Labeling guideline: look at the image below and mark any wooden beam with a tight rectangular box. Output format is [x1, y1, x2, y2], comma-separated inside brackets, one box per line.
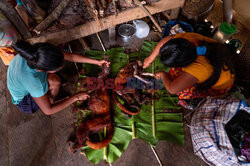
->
[33, 0, 71, 34]
[0, 2, 31, 39]
[27, 0, 184, 45]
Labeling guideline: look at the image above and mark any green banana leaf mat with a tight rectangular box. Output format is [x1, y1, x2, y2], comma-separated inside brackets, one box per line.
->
[78, 41, 184, 164]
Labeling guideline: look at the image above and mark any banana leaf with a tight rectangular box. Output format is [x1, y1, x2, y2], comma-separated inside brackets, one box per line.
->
[77, 41, 184, 164]
[106, 47, 129, 77]
[81, 50, 104, 76]
[82, 126, 132, 164]
[139, 41, 170, 73]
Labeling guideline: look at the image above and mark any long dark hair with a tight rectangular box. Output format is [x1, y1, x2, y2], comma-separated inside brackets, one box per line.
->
[160, 38, 197, 67]
[197, 42, 234, 90]
[160, 38, 234, 90]
[13, 40, 64, 71]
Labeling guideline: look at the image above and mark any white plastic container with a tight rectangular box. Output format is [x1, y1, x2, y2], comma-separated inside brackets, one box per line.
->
[133, 20, 150, 38]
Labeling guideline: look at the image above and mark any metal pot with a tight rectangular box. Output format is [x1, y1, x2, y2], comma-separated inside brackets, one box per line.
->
[118, 24, 136, 42]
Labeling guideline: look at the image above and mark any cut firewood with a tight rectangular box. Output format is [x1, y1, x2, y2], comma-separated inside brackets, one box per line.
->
[21, 0, 46, 23]
[96, 0, 105, 17]
[112, 0, 118, 15]
[100, 0, 107, 8]
[33, 0, 71, 34]
[88, 0, 96, 9]
[82, 0, 103, 28]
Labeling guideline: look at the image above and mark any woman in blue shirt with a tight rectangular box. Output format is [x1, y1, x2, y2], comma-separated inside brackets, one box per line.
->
[7, 40, 109, 115]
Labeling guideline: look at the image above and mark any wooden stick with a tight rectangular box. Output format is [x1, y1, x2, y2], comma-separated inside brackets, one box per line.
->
[152, 60, 156, 138]
[150, 145, 163, 166]
[96, 32, 106, 52]
[134, 0, 162, 33]
[78, 38, 90, 50]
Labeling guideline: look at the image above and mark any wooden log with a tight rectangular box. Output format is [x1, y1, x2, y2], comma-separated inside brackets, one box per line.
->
[15, 5, 30, 28]
[33, 0, 71, 34]
[21, 0, 46, 23]
[0, 2, 31, 39]
[27, 0, 185, 45]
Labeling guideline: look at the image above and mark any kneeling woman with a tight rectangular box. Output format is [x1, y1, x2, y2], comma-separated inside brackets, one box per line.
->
[143, 33, 235, 107]
[7, 41, 109, 115]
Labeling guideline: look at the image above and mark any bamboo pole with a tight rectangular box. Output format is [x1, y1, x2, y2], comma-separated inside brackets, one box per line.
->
[96, 32, 109, 162]
[152, 61, 156, 138]
[68, 44, 80, 76]
[96, 32, 106, 52]
[104, 127, 108, 160]
[150, 145, 163, 166]
[132, 122, 136, 139]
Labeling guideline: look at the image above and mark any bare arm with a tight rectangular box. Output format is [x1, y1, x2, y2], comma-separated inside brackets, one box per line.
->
[33, 92, 89, 115]
[143, 35, 174, 69]
[64, 52, 109, 66]
[155, 71, 198, 94]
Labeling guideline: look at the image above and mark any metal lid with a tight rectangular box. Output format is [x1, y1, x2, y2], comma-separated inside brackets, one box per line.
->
[118, 24, 136, 38]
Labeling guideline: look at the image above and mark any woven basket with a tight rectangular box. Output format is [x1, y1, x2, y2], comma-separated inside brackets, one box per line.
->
[182, 0, 215, 21]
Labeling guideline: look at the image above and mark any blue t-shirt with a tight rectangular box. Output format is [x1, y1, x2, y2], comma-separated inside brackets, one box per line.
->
[7, 54, 48, 104]
[16, 0, 23, 5]
[16, 0, 40, 5]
